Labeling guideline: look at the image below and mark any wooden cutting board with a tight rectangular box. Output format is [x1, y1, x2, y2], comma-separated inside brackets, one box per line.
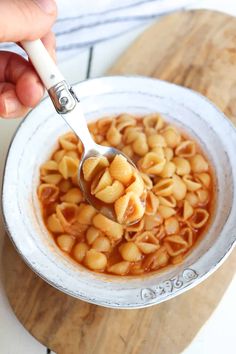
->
[2, 10, 236, 354]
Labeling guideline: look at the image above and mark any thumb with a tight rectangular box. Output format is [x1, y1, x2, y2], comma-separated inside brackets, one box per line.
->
[0, 0, 57, 42]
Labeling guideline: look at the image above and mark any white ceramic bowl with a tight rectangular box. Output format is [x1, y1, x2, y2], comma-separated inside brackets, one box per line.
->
[2, 76, 236, 309]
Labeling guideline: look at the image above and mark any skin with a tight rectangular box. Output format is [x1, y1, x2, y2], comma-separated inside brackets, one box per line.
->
[0, 0, 57, 118]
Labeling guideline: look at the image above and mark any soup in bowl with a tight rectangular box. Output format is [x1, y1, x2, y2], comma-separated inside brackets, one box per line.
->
[2, 76, 236, 308]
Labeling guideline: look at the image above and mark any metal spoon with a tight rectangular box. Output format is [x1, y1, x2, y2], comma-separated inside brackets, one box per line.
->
[22, 39, 146, 224]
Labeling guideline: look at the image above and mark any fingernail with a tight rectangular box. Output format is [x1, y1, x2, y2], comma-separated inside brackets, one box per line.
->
[4, 95, 22, 115]
[33, 0, 56, 14]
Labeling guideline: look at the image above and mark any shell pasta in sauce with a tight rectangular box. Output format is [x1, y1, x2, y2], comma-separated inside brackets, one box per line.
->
[38, 113, 214, 276]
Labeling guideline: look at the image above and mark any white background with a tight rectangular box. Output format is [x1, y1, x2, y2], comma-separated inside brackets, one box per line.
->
[0, 1, 236, 353]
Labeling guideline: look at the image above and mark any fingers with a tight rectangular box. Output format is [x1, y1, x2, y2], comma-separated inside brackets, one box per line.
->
[16, 70, 44, 108]
[0, 52, 44, 118]
[0, 84, 29, 118]
[41, 31, 57, 62]
[0, 31, 57, 119]
[0, 0, 57, 42]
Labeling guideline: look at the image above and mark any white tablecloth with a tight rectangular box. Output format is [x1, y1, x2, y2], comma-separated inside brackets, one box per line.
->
[0, 0, 195, 60]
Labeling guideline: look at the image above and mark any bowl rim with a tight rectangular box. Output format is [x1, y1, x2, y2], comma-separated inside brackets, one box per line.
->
[2, 75, 236, 309]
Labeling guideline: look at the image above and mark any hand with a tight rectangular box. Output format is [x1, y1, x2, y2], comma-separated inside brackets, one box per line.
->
[0, 0, 57, 119]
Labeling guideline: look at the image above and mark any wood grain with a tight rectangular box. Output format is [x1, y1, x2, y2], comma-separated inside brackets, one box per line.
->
[2, 10, 236, 354]
[108, 10, 236, 126]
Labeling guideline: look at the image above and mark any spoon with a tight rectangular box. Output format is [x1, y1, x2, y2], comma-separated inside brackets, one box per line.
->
[22, 39, 146, 225]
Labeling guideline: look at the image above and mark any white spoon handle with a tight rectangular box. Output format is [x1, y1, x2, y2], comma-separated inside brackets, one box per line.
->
[22, 39, 64, 89]
[21, 39, 95, 149]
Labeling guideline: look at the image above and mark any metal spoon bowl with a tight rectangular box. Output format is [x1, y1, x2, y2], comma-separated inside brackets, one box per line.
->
[22, 39, 146, 225]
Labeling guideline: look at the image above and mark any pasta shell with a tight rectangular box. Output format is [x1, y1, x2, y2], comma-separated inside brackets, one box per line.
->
[171, 255, 184, 265]
[154, 225, 166, 240]
[180, 227, 193, 247]
[147, 134, 167, 148]
[109, 154, 133, 185]
[106, 123, 122, 146]
[164, 235, 188, 256]
[57, 234, 75, 252]
[137, 242, 159, 254]
[152, 178, 174, 197]
[140, 173, 153, 190]
[123, 126, 142, 144]
[77, 203, 97, 225]
[59, 132, 78, 150]
[129, 262, 145, 275]
[53, 149, 65, 163]
[142, 246, 169, 270]
[164, 234, 188, 245]
[189, 154, 209, 173]
[196, 189, 210, 205]
[82, 155, 109, 181]
[116, 114, 136, 131]
[77, 140, 84, 156]
[159, 205, 176, 219]
[64, 151, 78, 160]
[119, 242, 142, 261]
[183, 200, 194, 220]
[73, 242, 89, 262]
[40, 160, 58, 176]
[59, 179, 72, 193]
[143, 113, 164, 131]
[114, 192, 145, 225]
[95, 180, 125, 203]
[60, 188, 83, 204]
[144, 213, 163, 230]
[101, 140, 110, 147]
[158, 195, 177, 208]
[135, 231, 159, 245]
[47, 213, 64, 233]
[164, 147, 174, 161]
[58, 156, 79, 179]
[41, 174, 62, 185]
[128, 262, 145, 275]
[88, 121, 98, 135]
[151, 146, 165, 159]
[185, 192, 199, 207]
[94, 134, 103, 144]
[195, 172, 211, 188]
[126, 219, 144, 233]
[159, 161, 176, 178]
[164, 217, 179, 235]
[121, 145, 134, 159]
[172, 157, 191, 176]
[108, 261, 130, 275]
[56, 202, 80, 227]
[86, 226, 101, 245]
[38, 183, 59, 204]
[97, 117, 112, 135]
[91, 168, 112, 195]
[183, 174, 202, 192]
[64, 221, 88, 238]
[145, 191, 160, 215]
[190, 208, 209, 228]
[92, 236, 111, 252]
[139, 152, 166, 175]
[84, 249, 107, 270]
[175, 140, 196, 157]
[126, 171, 145, 197]
[132, 134, 149, 156]
[172, 174, 187, 200]
[92, 213, 123, 241]
[162, 127, 181, 148]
